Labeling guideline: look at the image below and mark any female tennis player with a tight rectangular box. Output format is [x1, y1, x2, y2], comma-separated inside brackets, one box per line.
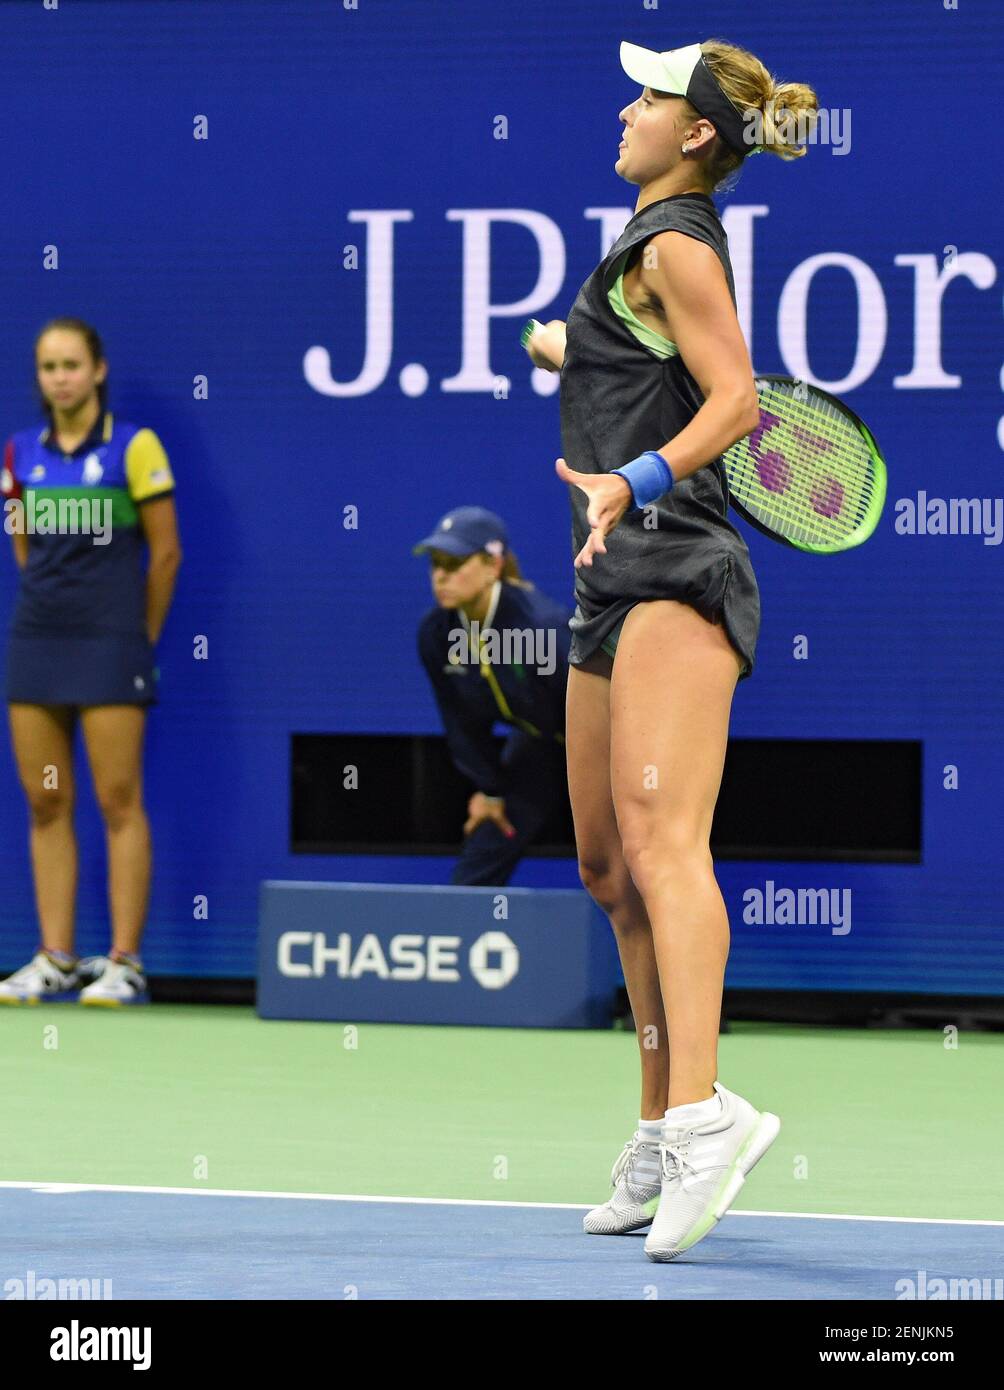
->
[0, 318, 181, 1007]
[526, 39, 818, 1260]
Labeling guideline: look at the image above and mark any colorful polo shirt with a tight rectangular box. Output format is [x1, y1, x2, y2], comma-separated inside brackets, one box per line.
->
[1, 410, 174, 637]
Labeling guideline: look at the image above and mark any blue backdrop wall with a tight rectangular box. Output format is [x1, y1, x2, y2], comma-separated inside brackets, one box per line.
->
[0, 0, 1000, 992]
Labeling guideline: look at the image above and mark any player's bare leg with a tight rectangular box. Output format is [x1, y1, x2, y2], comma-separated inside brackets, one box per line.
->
[610, 599, 778, 1259]
[567, 656, 668, 1112]
[566, 655, 668, 1233]
[610, 599, 737, 1105]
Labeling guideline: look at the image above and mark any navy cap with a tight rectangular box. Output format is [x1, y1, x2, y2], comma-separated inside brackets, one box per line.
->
[412, 506, 509, 559]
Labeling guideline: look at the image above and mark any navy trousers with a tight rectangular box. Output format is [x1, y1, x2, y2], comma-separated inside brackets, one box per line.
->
[450, 737, 567, 887]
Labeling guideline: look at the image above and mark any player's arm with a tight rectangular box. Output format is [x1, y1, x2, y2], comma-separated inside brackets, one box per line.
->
[642, 232, 760, 480]
[127, 429, 182, 644]
[555, 235, 761, 566]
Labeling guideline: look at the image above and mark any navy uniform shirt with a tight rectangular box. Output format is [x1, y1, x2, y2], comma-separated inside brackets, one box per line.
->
[418, 579, 571, 797]
[2, 409, 175, 637]
[559, 192, 760, 677]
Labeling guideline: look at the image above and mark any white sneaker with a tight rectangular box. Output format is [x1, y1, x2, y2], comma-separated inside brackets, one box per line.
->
[0, 951, 81, 1005]
[79, 959, 150, 1007]
[583, 1133, 662, 1234]
[644, 1082, 780, 1262]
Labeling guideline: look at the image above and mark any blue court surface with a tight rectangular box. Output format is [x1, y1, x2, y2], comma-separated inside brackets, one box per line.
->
[3, 1184, 1002, 1300]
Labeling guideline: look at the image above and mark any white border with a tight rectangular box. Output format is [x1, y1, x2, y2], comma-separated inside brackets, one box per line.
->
[1, 1181, 1001, 1226]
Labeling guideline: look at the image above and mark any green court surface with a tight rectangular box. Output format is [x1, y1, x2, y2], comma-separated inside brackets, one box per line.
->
[1, 1006, 1001, 1221]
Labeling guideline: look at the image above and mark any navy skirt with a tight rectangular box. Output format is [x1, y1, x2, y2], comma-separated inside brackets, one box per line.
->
[5, 632, 158, 707]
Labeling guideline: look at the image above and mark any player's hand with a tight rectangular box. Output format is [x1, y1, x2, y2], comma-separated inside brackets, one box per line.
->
[464, 792, 516, 839]
[555, 458, 633, 568]
[523, 319, 567, 372]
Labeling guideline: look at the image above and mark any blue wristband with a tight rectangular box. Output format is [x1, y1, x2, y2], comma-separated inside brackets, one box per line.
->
[610, 451, 674, 509]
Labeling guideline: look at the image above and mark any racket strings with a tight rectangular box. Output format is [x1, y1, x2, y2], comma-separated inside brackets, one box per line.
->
[724, 384, 881, 547]
[744, 392, 873, 525]
[738, 390, 875, 531]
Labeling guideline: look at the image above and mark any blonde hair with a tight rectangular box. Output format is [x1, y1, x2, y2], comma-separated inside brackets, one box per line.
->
[501, 548, 534, 589]
[673, 39, 820, 194]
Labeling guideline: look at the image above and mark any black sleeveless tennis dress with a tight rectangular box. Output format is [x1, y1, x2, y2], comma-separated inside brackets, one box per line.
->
[560, 192, 759, 678]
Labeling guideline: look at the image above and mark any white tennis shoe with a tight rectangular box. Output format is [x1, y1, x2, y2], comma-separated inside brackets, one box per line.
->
[79, 958, 150, 1007]
[583, 1132, 662, 1234]
[644, 1082, 780, 1261]
[0, 951, 81, 1004]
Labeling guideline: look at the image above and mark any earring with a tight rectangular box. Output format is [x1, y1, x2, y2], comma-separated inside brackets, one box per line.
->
[682, 144, 694, 154]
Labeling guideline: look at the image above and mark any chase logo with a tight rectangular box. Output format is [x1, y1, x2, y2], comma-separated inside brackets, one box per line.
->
[277, 929, 520, 990]
[467, 931, 519, 989]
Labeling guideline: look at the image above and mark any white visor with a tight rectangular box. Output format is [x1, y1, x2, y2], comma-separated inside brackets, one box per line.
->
[620, 40, 703, 96]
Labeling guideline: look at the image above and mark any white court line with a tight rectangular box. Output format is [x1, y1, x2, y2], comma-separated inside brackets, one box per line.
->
[1, 1181, 1002, 1227]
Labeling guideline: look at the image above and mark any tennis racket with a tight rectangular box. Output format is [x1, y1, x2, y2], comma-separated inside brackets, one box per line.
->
[721, 375, 886, 553]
